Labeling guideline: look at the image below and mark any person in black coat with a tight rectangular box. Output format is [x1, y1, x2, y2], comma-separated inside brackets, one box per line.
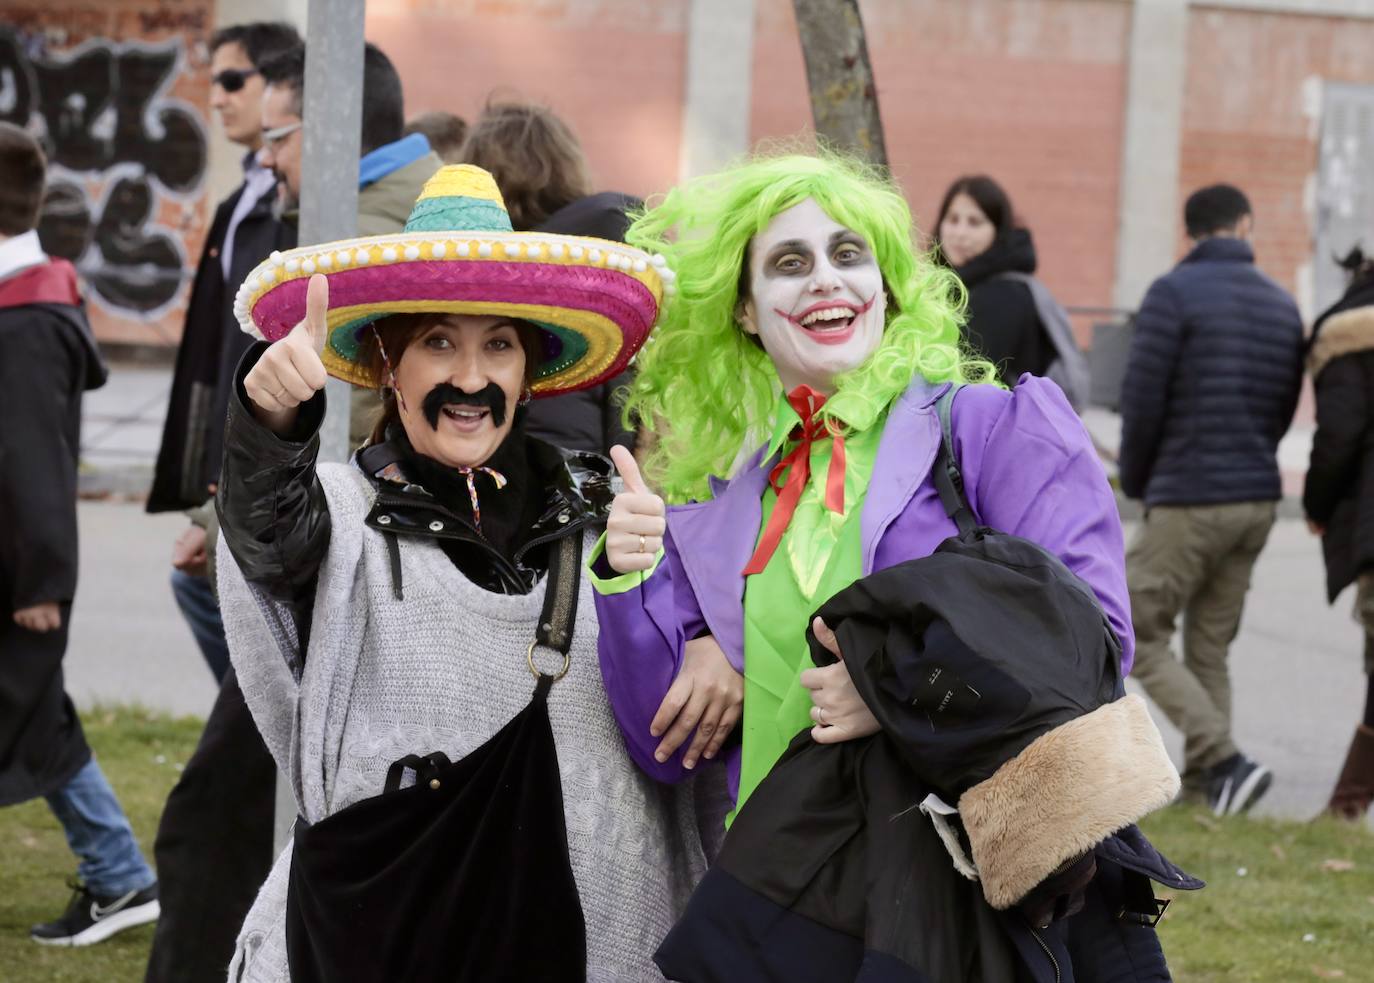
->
[141, 22, 297, 983]
[0, 122, 161, 946]
[148, 23, 299, 692]
[1119, 184, 1304, 815]
[935, 175, 1054, 387]
[147, 24, 299, 691]
[1303, 247, 1374, 820]
[148, 22, 300, 518]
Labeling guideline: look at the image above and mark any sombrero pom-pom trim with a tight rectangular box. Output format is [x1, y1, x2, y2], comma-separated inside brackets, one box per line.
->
[234, 232, 673, 395]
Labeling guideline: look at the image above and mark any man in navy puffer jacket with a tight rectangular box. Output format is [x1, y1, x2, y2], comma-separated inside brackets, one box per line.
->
[1119, 184, 1303, 817]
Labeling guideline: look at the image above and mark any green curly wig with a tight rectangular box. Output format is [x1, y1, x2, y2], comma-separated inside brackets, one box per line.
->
[624, 150, 995, 503]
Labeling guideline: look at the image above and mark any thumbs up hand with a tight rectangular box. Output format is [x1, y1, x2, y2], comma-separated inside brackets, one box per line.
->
[606, 444, 666, 573]
[244, 273, 331, 435]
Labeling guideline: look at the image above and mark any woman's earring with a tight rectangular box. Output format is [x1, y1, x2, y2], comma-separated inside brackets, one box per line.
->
[518, 388, 533, 407]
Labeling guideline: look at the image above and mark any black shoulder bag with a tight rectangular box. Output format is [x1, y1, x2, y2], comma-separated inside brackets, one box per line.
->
[284, 533, 588, 983]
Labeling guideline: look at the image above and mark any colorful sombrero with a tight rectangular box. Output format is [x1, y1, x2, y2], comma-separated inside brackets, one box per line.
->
[232, 165, 674, 395]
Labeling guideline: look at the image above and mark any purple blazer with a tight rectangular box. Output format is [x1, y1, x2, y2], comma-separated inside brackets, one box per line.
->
[593, 376, 1133, 800]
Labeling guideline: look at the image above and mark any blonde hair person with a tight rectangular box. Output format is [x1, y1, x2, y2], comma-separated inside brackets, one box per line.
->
[216, 166, 702, 982]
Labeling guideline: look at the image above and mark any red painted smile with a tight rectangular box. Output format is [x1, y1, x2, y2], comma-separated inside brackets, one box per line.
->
[774, 297, 875, 346]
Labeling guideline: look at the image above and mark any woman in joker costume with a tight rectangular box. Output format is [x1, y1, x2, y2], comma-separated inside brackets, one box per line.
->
[592, 154, 1192, 980]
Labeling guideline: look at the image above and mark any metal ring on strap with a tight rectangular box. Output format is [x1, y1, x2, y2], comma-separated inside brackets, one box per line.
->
[527, 639, 571, 681]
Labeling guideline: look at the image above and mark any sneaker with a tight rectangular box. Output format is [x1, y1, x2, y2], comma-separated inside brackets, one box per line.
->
[30, 880, 159, 946]
[1206, 754, 1272, 817]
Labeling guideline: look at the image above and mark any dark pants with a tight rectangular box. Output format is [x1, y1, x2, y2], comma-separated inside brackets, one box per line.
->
[144, 670, 276, 983]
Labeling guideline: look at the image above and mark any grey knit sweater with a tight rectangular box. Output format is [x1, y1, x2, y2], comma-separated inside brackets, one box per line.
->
[219, 462, 704, 982]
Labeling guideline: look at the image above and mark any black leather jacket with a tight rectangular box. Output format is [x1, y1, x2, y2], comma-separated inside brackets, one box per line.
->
[215, 344, 613, 604]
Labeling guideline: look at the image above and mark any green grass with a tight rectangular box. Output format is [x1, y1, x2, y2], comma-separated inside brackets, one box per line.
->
[1141, 806, 1374, 981]
[1, 706, 202, 982]
[1, 708, 1370, 982]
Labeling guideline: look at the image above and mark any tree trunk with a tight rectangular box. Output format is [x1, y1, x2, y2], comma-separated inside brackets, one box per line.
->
[790, 0, 888, 167]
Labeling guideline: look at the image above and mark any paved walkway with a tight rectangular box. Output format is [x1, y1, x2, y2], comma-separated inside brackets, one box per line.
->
[67, 504, 219, 717]
[65, 498, 1368, 822]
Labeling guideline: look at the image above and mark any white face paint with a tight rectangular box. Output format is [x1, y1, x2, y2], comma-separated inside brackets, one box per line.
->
[740, 198, 886, 395]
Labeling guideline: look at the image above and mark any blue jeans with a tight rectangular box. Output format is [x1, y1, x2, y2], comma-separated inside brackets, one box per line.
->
[45, 757, 156, 896]
[170, 569, 230, 684]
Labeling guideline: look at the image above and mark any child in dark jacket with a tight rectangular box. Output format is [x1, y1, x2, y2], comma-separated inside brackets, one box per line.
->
[0, 121, 160, 945]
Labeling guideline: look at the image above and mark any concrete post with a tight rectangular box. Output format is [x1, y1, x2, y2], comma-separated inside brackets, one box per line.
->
[1113, 0, 1189, 310]
[300, 0, 364, 465]
[678, 0, 756, 180]
[274, 0, 365, 853]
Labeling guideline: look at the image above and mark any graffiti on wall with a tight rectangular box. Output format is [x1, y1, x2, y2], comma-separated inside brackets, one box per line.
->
[0, 28, 207, 318]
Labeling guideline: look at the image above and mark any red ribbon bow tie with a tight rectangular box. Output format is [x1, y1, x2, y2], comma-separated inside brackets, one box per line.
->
[741, 385, 847, 577]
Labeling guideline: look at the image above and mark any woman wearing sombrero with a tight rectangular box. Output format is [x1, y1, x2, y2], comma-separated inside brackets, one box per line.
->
[213, 165, 706, 982]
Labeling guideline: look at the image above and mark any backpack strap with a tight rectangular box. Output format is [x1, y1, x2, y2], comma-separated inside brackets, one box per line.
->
[933, 383, 977, 537]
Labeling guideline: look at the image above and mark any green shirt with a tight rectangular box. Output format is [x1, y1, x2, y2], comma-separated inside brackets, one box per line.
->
[732, 394, 888, 820]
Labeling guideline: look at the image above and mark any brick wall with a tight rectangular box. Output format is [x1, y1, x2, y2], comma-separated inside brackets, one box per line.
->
[17, 0, 1374, 350]
[750, 0, 1132, 328]
[3, 1, 214, 345]
[1180, 5, 1374, 308]
[366, 0, 690, 201]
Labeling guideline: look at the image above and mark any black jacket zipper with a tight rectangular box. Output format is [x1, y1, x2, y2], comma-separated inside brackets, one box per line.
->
[1029, 926, 1062, 983]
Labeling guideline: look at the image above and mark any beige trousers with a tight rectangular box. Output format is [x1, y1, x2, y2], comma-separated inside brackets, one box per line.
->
[1126, 501, 1276, 778]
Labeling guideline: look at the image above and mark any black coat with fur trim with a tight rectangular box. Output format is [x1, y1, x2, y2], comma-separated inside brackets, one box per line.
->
[1304, 278, 1374, 601]
[655, 522, 1199, 983]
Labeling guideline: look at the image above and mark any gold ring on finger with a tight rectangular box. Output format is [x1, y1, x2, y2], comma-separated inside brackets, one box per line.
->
[639, 534, 647, 553]
[817, 706, 827, 726]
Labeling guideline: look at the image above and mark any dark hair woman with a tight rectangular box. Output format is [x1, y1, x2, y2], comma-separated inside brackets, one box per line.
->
[935, 175, 1055, 388]
[214, 165, 707, 982]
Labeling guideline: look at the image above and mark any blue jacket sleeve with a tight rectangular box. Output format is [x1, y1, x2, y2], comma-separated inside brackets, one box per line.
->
[1119, 279, 1185, 500]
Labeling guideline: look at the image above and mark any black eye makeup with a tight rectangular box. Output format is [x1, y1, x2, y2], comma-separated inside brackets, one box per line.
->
[764, 241, 813, 277]
[829, 230, 872, 262]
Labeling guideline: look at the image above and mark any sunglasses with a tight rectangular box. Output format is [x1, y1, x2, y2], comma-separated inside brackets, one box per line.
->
[261, 121, 303, 149]
[212, 67, 259, 93]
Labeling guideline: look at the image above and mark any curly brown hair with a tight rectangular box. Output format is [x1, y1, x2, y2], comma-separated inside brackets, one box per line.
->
[458, 101, 592, 231]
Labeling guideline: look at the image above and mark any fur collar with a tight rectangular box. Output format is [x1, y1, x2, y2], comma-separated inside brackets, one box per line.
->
[958, 694, 1179, 910]
[1309, 306, 1374, 377]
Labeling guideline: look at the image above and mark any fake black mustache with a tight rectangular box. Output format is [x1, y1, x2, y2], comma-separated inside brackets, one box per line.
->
[421, 382, 508, 429]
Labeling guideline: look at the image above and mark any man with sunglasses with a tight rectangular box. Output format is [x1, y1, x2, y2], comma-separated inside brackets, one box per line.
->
[143, 21, 300, 983]
[151, 22, 302, 518]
